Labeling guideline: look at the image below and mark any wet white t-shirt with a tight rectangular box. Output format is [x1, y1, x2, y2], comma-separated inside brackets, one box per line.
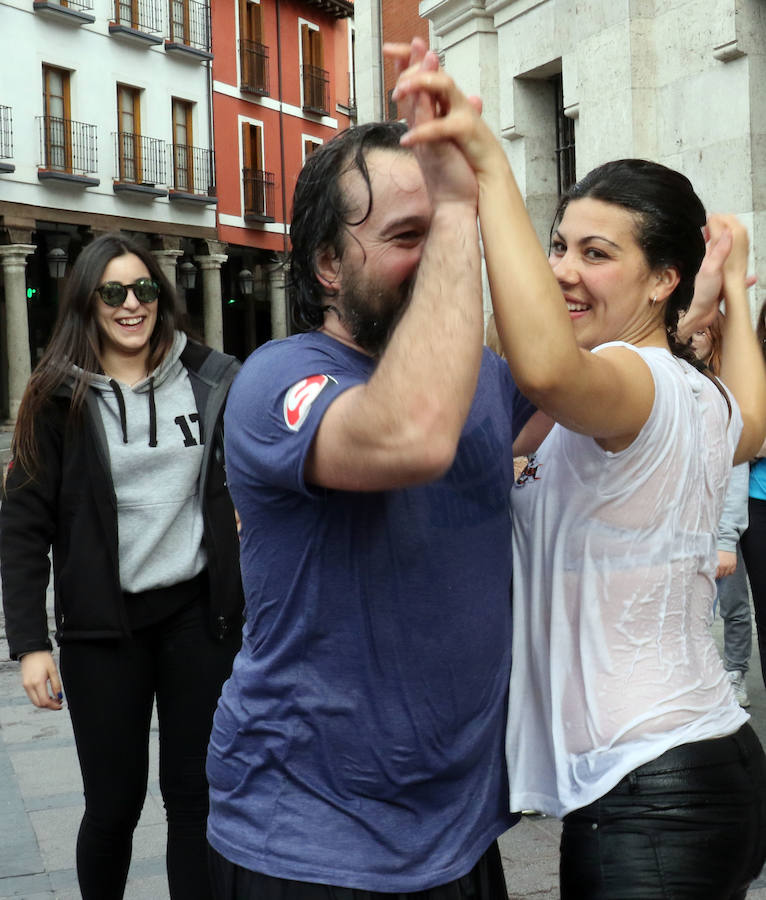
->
[507, 343, 748, 818]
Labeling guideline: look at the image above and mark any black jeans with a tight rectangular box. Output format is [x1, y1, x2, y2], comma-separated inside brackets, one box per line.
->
[559, 724, 766, 899]
[741, 496, 766, 689]
[208, 841, 508, 900]
[59, 592, 240, 900]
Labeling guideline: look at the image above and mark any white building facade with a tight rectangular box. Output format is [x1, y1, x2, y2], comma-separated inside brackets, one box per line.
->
[419, 0, 766, 320]
[0, 0, 222, 421]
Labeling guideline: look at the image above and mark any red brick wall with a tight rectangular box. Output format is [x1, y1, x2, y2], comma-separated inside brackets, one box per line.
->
[381, 0, 429, 118]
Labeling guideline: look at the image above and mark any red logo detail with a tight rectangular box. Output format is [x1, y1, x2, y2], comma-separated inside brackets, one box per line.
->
[283, 375, 330, 431]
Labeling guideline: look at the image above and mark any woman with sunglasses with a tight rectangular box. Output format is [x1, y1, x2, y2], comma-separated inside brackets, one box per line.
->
[0, 233, 244, 900]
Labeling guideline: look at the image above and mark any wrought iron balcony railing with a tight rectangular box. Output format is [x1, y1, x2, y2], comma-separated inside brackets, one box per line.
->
[37, 115, 98, 175]
[38, 0, 94, 10]
[301, 64, 330, 115]
[112, 0, 163, 34]
[113, 132, 166, 185]
[240, 39, 269, 95]
[170, 143, 215, 197]
[0, 106, 13, 159]
[348, 72, 357, 115]
[168, 0, 211, 52]
[243, 168, 275, 221]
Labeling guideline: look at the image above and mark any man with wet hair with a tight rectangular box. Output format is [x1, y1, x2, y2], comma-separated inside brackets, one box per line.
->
[206, 114, 536, 899]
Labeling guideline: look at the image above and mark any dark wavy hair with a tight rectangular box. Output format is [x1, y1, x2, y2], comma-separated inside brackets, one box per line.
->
[552, 159, 707, 368]
[288, 121, 408, 331]
[757, 300, 766, 365]
[12, 232, 185, 475]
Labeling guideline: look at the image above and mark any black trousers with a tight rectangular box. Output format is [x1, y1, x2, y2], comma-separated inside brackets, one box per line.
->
[59, 592, 240, 900]
[559, 724, 766, 899]
[208, 841, 508, 900]
[740, 496, 766, 689]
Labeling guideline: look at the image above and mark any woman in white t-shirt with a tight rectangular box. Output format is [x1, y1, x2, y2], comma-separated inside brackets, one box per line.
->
[391, 41, 766, 900]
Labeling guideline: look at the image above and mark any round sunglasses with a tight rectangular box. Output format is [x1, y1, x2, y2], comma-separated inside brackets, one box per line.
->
[96, 278, 160, 307]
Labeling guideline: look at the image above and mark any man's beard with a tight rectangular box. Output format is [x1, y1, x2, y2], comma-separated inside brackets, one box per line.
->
[336, 272, 412, 356]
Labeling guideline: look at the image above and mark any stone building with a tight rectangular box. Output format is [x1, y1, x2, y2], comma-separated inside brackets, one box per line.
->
[359, 0, 766, 320]
[0, 0, 221, 422]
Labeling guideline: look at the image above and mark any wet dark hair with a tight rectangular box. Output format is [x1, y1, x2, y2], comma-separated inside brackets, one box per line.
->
[552, 159, 706, 368]
[288, 121, 408, 331]
[757, 300, 766, 365]
[12, 232, 185, 475]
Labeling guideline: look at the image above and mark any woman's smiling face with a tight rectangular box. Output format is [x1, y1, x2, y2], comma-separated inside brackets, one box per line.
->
[94, 252, 158, 367]
[548, 197, 666, 350]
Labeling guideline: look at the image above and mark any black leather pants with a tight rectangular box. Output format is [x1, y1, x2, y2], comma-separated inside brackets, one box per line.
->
[560, 723, 766, 899]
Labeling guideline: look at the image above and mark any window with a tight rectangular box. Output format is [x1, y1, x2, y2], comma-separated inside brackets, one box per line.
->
[42, 65, 71, 171]
[552, 73, 575, 196]
[117, 84, 141, 182]
[240, 0, 268, 94]
[300, 22, 328, 114]
[303, 137, 321, 162]
[171, 0, 191, 44]
[114, 0, 139, 28]
[172, 98, 193, 191]
[242, 122, 273, 219]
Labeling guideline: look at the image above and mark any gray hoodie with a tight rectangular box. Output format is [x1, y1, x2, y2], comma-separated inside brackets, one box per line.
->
[78, 332, 207, 592]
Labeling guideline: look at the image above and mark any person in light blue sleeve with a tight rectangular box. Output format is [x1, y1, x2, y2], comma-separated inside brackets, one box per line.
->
[692, 322, 753, 707]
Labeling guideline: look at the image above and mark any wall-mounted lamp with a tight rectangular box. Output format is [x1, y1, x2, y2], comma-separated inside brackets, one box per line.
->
[238, 267, 255, 296]
[46, 246, 68, 280]
[178, 259, 197, 290]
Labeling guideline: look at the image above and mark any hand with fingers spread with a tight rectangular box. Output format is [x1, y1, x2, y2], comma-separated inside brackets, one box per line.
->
[20, 650, 63, 710]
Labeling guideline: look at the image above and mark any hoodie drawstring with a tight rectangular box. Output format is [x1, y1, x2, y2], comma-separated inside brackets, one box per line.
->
[109, 377, 157, 447]
[109, 379, 129, 444]
[148, 377, 157, 448]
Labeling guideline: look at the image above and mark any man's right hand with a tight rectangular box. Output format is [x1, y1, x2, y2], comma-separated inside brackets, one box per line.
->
[20, 650, 63, 710]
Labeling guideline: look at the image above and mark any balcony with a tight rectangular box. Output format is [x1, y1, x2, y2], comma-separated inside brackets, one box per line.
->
[0, 106, 14, 173]
[109, 0, 164, 45]
[336, 71, 356, 120]
[37, 115, 99, 186]
[302, 64, 330, 116]
[33, 0, 95, 25]
[169, 144, 216, 204]
[240, 39, 269, 96]
[113, 132, 167, 197]
[243, 168, 275, 222]
[166, 0, 213, 61]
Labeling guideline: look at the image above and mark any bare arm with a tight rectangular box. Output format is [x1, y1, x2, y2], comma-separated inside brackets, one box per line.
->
[391, 63, 656, 449]
[306, 44, 483, 492]
[712, 215, 766, 464]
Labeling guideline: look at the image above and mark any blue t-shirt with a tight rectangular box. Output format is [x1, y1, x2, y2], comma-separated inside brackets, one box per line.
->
[750, 457, 766, 501]
[207, 331, 533, 891]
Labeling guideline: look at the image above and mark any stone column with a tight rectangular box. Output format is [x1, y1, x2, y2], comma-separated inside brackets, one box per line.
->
[268, 266, 288, 339]
[194, 253, 228, 350]
[0, 244, 36, 420]
[150, 248, 185, 310]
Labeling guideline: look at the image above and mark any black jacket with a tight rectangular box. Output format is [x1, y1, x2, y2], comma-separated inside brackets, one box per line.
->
[0, 340, 244, 659]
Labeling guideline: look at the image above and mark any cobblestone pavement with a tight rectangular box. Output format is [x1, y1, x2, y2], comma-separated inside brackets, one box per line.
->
[2, 585, 766, 898]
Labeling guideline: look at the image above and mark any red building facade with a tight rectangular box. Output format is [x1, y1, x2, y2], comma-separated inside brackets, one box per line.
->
[211, 0, 355, 358]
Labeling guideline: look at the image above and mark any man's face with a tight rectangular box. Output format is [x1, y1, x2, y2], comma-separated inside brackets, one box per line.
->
[325, 149, 433, 356]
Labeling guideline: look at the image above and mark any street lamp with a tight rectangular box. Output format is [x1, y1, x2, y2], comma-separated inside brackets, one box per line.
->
[238, 268, 254, 296]
[46, 246, 68, 280]
[178, 260, 197, 290]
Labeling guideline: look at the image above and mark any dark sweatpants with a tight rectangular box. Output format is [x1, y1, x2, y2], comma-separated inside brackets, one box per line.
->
[59, 592, 240, 900]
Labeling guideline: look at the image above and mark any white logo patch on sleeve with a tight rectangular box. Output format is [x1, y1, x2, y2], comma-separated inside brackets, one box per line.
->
[283, 375, 334, 431]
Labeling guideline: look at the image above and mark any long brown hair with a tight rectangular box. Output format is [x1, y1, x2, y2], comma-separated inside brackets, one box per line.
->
[12, 233, 185, 477]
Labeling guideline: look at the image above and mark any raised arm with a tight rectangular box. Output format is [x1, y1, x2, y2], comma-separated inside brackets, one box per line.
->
[305, 47, 484, 492]
[390, 57, 659, 450]
[711, 216, 766, 463]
